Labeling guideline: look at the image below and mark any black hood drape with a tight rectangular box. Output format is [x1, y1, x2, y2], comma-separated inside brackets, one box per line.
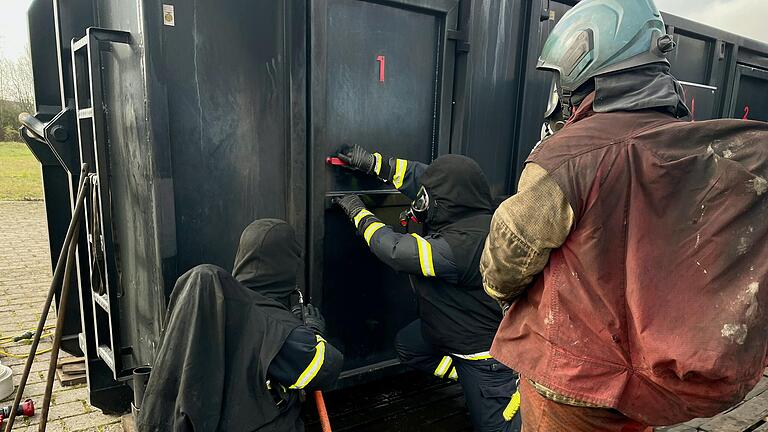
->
[233, 219, 301, 307]
[138, 219, 304, 432]
[570, 63, 690, 118]
[420, 155, 493, 231]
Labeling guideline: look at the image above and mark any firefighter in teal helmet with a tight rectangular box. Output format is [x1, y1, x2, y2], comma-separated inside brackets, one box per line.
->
[539, 0, 673, 90]
[539, 0, 680, 123]
[483, 0, 768, 430]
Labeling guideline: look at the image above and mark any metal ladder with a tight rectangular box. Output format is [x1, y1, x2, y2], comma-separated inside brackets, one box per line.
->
[71, 28, 131, 380]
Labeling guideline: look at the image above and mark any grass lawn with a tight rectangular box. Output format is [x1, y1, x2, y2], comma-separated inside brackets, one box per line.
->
[0, 142, 43, 200]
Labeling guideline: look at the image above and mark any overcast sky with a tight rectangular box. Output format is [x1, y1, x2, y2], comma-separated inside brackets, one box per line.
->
[655, 0, 768, 43]
[0, 0, 767, 60]
[0, 0, 32, 60]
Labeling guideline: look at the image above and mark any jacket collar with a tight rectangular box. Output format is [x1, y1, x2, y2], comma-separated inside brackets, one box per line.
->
[566, 92, 597, 126]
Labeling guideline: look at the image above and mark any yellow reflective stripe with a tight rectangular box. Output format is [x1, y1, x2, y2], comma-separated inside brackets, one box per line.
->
[289, 335, 326, 390]
[363, 222, 385, 245]
[503, 390, 521, 421]
[392, 159, 408, 189]
[452, 351, 492, 361]
[433, 355, 453, 378]
[448, 367, 458, 381]
[411, 234, 435, 277]
[353, 209, 373, 228]
[373, 153, 383, 175]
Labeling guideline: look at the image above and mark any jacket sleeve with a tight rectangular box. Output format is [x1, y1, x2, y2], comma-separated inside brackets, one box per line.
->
[349, 208, 460, 283]
[373, 153, 429, 200]
[267, 325, 343, 391]
[480, 163, 574, 302]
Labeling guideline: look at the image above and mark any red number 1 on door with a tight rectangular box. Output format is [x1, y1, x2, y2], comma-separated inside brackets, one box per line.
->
[376, 55, 385, 83]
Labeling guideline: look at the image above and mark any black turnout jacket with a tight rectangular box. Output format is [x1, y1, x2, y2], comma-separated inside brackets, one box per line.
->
[350, 155, 503, 354]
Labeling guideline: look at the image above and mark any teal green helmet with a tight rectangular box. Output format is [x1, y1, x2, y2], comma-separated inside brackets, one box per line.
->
[538, 0, 674, 92]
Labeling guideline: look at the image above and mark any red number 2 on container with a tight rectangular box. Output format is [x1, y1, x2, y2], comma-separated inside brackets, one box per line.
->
[376, 55, 385, 83]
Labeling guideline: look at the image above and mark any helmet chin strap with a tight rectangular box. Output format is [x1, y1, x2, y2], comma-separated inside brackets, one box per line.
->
[560, 88, 574, 121]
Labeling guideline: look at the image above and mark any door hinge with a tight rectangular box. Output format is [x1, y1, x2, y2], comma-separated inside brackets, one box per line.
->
[447, 29, 470, 53]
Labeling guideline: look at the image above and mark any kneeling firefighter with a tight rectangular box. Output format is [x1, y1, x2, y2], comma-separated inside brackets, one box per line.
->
[138, 219, 343, 432]
[333, 148, 521, 432]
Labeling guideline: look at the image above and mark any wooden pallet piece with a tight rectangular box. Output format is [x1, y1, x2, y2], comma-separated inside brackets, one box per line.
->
[56, 357, 84, 368]
[658, 426, 698, 432]
[698, 391, 768, 431]
[61, 362, 86, 374]
[746, 378, 768, 401]
[56, 368, 86, 386]
[660, 376, 768, 431]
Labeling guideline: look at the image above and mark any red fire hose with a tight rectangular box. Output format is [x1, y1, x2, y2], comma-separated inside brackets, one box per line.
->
[314, 391, 332, 432]
[295, 289, 333, 432]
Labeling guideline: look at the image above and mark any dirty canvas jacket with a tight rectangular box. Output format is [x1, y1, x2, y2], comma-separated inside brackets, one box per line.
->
[490, 95, 768, 426]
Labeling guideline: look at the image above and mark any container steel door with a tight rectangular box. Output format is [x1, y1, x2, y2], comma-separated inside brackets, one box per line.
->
[308, 0, 458, 384]
[668, 30, 719, 120]
[731, 65, 768, 122]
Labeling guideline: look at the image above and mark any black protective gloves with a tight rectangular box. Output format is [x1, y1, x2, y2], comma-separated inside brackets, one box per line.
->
[338, 144, 376, 174]
[336, 145, 393, 182]
[335, 194, 367, 219]
[291, 303, 327, 338]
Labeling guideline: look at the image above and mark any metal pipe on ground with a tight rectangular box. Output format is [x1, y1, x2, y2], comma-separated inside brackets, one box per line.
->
[4, 163, 89, 432]
[39, 219, 82, 431]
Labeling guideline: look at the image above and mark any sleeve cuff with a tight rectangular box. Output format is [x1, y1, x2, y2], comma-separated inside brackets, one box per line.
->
[352, 208, 374, 228]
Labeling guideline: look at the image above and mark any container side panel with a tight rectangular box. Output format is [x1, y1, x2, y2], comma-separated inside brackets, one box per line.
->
[54, 0, 94, 108]
[739, 48, 768, 71]
[507, 1, 563, 193]
[669, 33, 712, 85]
[95, 0, 165, 368]
[162, 0, 291, 272]
[679, 83, 717, 121]
[28, 0, 61, 109]
[733, 66, 768, 122]
[322, 205, 418, 371]
[460, 0, 526, 197]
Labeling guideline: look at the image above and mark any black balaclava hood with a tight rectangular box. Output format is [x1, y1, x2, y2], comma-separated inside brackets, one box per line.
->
[419, 155, 493, 231]
[580, 63, 690, 118]
[232, 219, 300, 307]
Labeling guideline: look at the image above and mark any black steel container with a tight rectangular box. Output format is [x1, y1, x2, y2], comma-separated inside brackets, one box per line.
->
[22, 0, 768, 412]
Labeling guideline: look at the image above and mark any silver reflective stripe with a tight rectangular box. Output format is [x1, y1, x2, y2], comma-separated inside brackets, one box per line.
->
[433, 355, 453, 378]
[451, 351, 492, 361]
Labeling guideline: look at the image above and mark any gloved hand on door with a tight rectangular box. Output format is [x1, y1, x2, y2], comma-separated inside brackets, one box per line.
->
[333, 145, 394, 183]
[335, 194, 367, 220]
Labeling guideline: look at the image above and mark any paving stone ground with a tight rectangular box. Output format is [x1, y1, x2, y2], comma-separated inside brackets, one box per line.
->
[0, 201, 122, 431]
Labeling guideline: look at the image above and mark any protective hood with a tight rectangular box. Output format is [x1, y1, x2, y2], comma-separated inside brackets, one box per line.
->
[420, 155, 493, 230]
[232, 219, 300, 306]
[591, 63, 690, 117]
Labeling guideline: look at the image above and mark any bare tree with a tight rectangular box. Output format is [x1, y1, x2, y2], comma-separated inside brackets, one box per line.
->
[0, 46, 35, 114]
[0, 44, 35, 141]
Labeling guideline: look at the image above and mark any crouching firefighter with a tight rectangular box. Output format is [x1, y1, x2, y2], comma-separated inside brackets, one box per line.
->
[332, 147, 522, 432]
[137, 219, 343, 432]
